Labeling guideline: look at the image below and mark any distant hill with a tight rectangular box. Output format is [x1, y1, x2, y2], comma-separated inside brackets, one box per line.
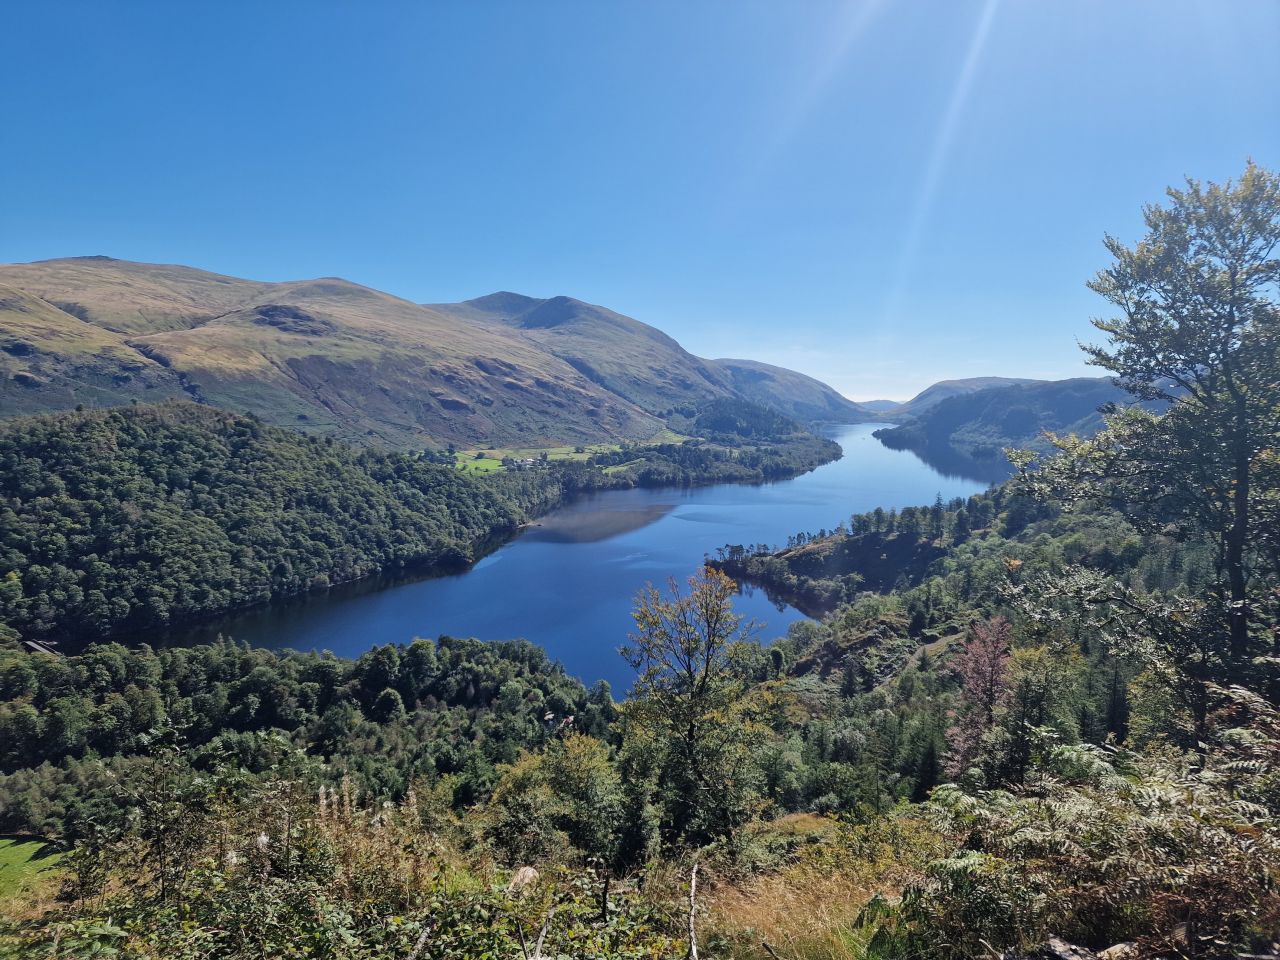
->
[430, 296, 870, 424]
[428, 292, 734, 414]
[705, 358, 869, 423]
[0, 258, 864, 449]
[856, 399, 902, 414]
[892, 376, 1043, 418]
[873, 376, 1129, 471]
[0, 258, 664, 448]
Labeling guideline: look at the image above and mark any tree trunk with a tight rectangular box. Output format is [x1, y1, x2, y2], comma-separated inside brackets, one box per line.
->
[686, 861, 699, 960]
[1226, 391, 1251, 662]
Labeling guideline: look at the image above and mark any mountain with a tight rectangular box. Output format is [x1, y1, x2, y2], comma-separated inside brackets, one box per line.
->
[855, 399, 903, 414]
[873, 376, 1129, 468]
[431, 294, 870, 423]
[0, 256, 276, 335]
[0, 258, 671, 448]
[0, 283, 189, 416]
[706, 358, 870, 423]
[0, 259, 866, 449]
[891, 376, 1043, 418]
[430, 293, 738, 414]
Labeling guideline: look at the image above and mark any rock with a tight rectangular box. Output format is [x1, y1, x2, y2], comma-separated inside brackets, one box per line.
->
[1008, 938, 1098, 960]
[1098, 944, 1136, 960]
[507, 865, 539, 893]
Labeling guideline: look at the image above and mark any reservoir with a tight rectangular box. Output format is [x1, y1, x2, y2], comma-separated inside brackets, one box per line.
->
[178, 425, 994, 690]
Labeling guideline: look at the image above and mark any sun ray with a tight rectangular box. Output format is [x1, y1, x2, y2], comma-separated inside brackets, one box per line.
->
[881, 0, 1001, 324]
[727, 0, 888, 205]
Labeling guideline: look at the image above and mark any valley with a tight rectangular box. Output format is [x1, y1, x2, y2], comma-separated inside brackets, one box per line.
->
[165, 423, 989, 689]
[3, 3, 1277, 955]
[2, 169, 1278, 960]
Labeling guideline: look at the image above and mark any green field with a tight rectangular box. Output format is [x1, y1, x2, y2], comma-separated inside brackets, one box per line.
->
[454, 454, 506, 475]
[453, 430, 688, 475]
[0, 837, 62, 900]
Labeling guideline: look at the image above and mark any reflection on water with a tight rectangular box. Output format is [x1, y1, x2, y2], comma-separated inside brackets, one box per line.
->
[524, 504, 676, 543]
[901, 443, 1017, 484]
[168, 424, 992, 690]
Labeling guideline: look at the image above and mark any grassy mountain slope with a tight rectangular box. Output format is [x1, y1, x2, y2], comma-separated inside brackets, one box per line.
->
[0, 284, 188, 415]
[127, 279, 663, 447]
[430, 292, 736, 413]
[0, 259, 663, 448]
[433, 293, 870, 423]
[0, 259, 867, 449]
[709, 357, 870, 422]
[0, 256, 273, 335]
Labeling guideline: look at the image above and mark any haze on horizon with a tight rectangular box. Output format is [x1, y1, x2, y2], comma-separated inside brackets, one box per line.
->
[2, 1, 1277, 401]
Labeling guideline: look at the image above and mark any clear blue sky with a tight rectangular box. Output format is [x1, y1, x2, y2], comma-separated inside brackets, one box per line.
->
[3, 1, 1277, 399]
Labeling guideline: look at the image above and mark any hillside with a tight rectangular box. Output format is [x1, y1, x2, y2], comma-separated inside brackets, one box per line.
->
[430, 292, 735, 414]
[855, 398, 902, 413]
[0, 403, 527, 644]
[0, 258, 666, 448]
[891, 375, 1043, 418]
[708, 357, 870, 422]
[0, 284, 189, 415]
[873, 377, 1129, 480]
[0, 259, 865, 449]
[431, 294, 870, 423]
[0, 256, 274, 335]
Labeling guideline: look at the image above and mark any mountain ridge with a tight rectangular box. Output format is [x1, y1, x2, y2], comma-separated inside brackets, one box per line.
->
[429, 292, 872, 423]
[890, 376, 1044, 418]
[872, 375, 1130, 485]
[0, 256, 868, 448]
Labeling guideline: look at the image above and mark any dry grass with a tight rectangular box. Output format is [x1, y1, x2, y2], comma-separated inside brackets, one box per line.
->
[710, 861, 887, 960]
[706, 814, 950, 960]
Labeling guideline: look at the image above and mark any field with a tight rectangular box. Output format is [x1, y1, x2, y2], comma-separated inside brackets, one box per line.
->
[0, 838, 62, 902]
[453, 429, 688, 475]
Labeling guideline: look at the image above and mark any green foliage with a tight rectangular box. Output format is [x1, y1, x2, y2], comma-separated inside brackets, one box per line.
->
[484, 733, 624, 870]
[0, 750, 682, 959]
[1028, 161, 1280, 666]
[894, 732, 1280, 956]
[0, 636, 605, 840]
[620, 568, 769, 848]
[0, 403, 524, 643]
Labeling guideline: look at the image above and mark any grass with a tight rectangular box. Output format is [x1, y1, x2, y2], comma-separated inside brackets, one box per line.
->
[646, 427, 688, 445]
[603, 459, 643, 475]
[705, 815, 947, 960]
[0, 837, 63, 902]
[454, 442, 623, 474]
[452, 430, 690, 475]
[455, 455, 505, 475]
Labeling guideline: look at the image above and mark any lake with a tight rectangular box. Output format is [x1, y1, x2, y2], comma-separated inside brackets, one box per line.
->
[175, 424, 994, 690]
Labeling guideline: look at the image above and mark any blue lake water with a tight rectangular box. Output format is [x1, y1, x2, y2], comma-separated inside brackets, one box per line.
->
[178, 425, 993, 690]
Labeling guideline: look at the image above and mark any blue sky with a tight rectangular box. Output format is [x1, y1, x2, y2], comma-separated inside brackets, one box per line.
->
[3, 1, 1277, 399]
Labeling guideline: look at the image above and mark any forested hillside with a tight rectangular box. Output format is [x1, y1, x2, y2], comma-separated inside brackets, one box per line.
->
[0, 404, 524, 644]
[0, 399, 838, 647]
[874, 376, 1128, 458]
[887, 376, 1042, 418]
